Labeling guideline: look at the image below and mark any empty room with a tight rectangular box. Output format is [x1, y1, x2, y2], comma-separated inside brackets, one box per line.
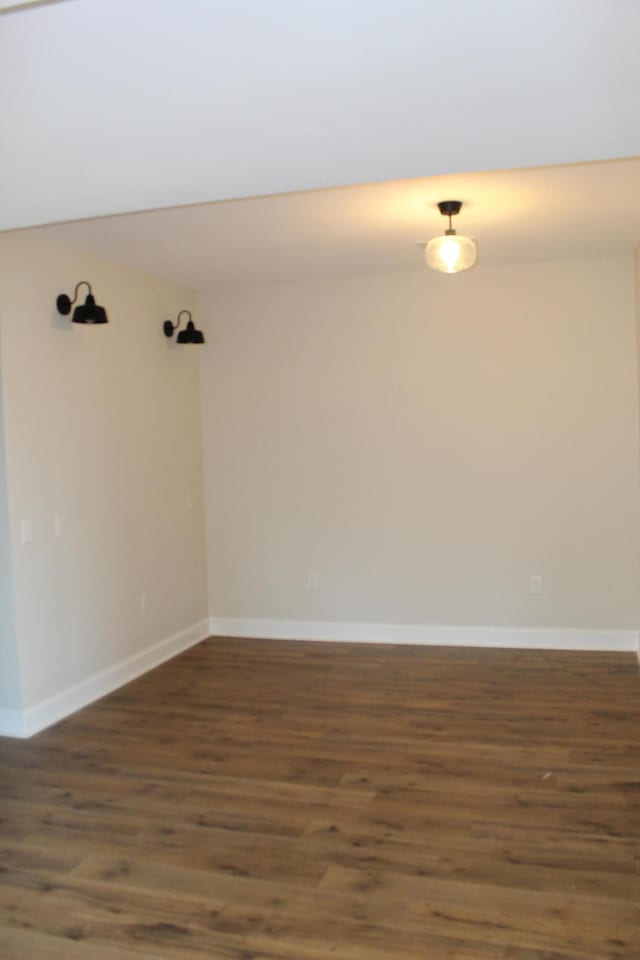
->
[1, 1, 639, 958]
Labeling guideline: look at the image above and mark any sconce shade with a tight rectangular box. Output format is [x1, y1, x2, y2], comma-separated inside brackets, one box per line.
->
[425, 234, 477, 274]
[164, 310, 205, 345]
[72, 293, 108, 324]
[56, 282, 108, 324]
[177, 320, 196, 344]
[177, 321, 205, 344]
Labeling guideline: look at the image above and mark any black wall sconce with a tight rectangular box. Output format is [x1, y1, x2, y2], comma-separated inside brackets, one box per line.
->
[163, 309, 205, 344]
[56, 281, 108, 324]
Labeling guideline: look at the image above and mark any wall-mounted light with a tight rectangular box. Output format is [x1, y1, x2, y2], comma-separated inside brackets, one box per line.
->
[56, 281, 108, 324]
[163, 309, 205, 345]
[424, 201, 477, 274]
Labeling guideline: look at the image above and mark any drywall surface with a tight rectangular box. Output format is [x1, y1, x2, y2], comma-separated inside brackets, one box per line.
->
[636, 247, 640, 486]
[0, 232, 208, 710]
[3, 1, 640, 229]
[200, 257, 640, 632]
[0, 336, 20, 712]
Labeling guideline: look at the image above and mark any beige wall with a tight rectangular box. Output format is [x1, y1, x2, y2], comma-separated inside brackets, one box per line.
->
[199, 257, 640, 631]
[0, 337, 20, 712]
[0, 233, 208, 711]
[2, 241, 638, 727]
[636, 248, 640, 484]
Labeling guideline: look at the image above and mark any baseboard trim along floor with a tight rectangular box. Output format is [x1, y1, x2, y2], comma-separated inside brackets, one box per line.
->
[3, 617, 637, 740]
[209, 616, 639, 653]
[0, 618, 210, 739]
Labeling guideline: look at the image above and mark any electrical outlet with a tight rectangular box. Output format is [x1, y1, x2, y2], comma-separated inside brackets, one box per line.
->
[20, 518, 33, 544]
[139, 593, 148, 616]
[307, 571, 319, 590]
[53, 513, 63, 539]
[529, 574, 542, 595]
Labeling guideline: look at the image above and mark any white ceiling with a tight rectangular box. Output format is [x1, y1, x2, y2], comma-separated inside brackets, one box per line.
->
[29, 156, 640, 289]
[2, 0, 640, 232]
[0, 1, 59, 10]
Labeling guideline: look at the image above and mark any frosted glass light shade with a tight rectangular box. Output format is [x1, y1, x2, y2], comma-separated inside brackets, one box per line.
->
[425, 233, 477, 273]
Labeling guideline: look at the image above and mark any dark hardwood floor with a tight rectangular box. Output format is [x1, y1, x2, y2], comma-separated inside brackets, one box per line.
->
[1, 637, 639, 959]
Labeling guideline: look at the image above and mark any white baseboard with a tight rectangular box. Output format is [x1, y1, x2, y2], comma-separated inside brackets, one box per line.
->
[0, 618, 210, 740]
[209, 616, 639, 653]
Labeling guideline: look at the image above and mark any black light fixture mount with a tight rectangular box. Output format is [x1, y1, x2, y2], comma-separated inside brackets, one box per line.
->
[56, 281, 108, 324]
[437, 200, 463, 232]
[163, 309, 205, 345]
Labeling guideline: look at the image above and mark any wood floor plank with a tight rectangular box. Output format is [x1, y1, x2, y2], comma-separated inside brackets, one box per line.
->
[298, 818, 639, 899]
[320, 863, 640, 957]
[1, 637, 639, 958]
[0, 926, 164, 960]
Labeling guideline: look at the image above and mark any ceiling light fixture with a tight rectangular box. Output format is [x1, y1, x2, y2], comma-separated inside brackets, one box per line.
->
[56, 281, 108, 324]
[163, 309, 205, 345]
[425, 201, 477, 274]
